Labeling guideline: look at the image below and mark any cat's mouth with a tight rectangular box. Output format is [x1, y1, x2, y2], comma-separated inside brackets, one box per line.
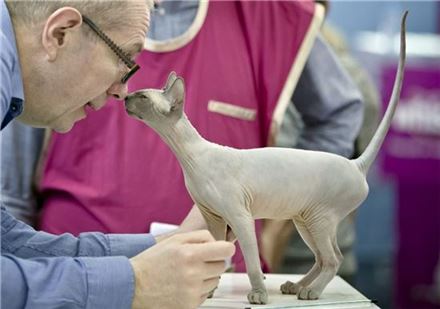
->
[124, 100, 136, 116]
[125, 103, 144, 121]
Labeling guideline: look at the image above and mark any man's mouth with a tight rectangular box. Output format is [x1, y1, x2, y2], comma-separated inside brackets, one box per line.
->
[85, 101, 103, 111]
[83, 102, 101, 115]
[84, 102, 93, 113]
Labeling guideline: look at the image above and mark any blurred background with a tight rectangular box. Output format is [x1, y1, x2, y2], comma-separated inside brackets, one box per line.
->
[326, 1, 439, 308]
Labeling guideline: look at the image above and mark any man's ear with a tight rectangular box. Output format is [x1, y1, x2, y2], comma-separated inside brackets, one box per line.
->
[164, 77, 185, 112]
[163, 71, 177, 91]
[41, 7, 82, 61]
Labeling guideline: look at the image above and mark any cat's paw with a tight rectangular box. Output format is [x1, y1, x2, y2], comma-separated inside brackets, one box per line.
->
[297, 286, 320, 300]
[247, 288, 268, 304]
[280, 280, 301, 295]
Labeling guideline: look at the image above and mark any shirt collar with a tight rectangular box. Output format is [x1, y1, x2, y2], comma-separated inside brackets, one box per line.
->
[1, 1, 24, 101]
[1, 1, 25, 129]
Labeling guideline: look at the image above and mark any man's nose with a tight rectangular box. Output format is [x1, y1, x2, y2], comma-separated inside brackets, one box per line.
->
[107, 82, 128, 100]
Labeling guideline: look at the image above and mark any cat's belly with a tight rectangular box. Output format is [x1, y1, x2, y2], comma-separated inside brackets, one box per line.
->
[250, 193, 308, 219]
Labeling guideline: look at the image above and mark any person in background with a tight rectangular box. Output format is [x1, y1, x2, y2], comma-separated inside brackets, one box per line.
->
[263, 18, 381, 282]
[3, 0, 364, 277]
[0, 1, 234, 308]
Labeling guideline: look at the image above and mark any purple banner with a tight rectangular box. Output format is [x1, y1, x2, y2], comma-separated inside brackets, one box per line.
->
[381, 66, 440, 182]
[381, 63, 440, 309]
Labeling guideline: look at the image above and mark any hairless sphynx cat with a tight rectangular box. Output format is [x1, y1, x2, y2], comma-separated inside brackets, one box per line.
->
[125, 12, 407, 305]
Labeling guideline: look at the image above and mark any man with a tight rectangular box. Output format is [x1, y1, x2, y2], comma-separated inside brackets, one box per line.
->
[1, 1, 234, 308]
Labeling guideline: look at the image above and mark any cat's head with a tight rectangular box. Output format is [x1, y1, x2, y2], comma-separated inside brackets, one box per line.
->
[125, 72, 185, 128]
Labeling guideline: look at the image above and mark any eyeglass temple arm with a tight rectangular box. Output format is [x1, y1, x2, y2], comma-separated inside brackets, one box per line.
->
[82, 15, 136, 68]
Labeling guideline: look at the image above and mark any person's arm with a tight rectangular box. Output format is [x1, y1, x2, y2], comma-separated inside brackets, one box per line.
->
[2, 230, 235, 309]
[2, 225, 234, 309]
[292, 34, 364, 158]
[1, 207, 156, 259]
[2, 254, 135, 309]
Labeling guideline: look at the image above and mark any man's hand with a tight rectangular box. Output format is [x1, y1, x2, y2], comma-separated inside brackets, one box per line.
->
[130, 230, 235, 309]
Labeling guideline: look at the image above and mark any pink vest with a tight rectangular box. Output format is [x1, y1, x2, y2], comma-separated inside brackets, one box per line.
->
[38, 0, 321, 271]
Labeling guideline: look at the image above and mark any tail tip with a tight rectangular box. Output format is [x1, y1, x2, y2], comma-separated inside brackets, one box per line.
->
[402, 10, 409, 27]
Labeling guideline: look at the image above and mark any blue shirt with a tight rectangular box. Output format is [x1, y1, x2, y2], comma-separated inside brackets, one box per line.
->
[1, 2, 156, 308]
[0, 1, 24, 129]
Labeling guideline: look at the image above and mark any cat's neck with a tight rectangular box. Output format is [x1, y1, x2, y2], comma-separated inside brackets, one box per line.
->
[157, 113, 211, 170]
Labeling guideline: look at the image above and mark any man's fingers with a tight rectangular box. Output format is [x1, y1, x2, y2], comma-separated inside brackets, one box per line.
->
[169, 230, 215, 244]
[190, 241, 235, 261]
[199, 293, 211, 307]
[202, 261, 229, 279]
[201, 276, 220, 295]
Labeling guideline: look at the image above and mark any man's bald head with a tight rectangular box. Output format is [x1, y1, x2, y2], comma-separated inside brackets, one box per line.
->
[6, 0, 153, 34]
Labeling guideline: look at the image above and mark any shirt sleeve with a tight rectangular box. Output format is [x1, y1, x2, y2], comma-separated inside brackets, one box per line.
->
[291, 35, 364, 158]
[1, 207, 156, 259]
[2, 254, 135, 309]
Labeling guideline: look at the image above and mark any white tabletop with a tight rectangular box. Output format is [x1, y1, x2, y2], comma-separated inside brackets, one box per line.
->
[200, 273, 379, 309]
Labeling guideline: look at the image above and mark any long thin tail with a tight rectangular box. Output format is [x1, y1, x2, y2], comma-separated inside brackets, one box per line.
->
[354, 11, 408, 176]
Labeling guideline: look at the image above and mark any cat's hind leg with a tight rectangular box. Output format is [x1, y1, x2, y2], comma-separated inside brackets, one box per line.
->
[280, 218, 322, 295]
[297, 217, 341, 300]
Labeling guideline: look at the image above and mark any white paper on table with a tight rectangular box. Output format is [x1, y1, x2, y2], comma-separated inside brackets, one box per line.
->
[200, 273, 377, 309]
[150, 222, 179, 236]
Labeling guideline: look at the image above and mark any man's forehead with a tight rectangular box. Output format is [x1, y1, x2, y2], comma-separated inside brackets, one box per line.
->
[116, 33, 145, 55]
[110, 3, 150, 53]
[120, 21, 149, 53]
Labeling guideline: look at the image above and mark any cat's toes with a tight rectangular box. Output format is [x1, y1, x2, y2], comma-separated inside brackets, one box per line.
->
[247, 288, 268, 304]
[297, 286, 320, 300]
[280, 280, 301, 295]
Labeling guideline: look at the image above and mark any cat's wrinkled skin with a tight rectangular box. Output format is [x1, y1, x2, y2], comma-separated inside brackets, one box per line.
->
[125, 13, 407, 305]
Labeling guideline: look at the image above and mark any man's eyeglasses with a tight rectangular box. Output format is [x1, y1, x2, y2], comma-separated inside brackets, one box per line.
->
[82, 15, 140, 84]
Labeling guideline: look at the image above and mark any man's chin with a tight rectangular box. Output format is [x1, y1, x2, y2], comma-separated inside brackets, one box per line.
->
[16, 109, 84, 133]
[50, 118, 78, 133]
[51, 112, 87, 133]
[52, 122, 75, 133]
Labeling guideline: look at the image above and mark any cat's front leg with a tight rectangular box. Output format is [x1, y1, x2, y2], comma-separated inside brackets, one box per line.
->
[228, 212, 268, 304]
[198, 206, 229, 299]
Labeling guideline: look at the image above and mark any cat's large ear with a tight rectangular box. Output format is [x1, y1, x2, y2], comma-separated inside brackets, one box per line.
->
[163, 71, 178, 92]
[164, 77, 185, 113]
